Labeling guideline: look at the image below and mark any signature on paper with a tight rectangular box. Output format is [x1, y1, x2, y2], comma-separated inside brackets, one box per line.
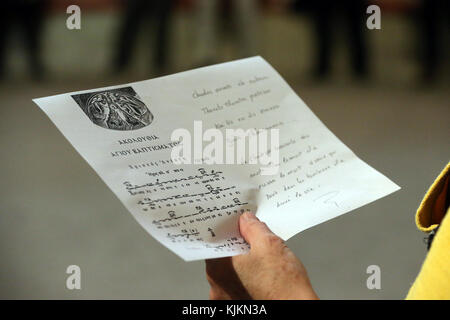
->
[314, 190, 341, 208]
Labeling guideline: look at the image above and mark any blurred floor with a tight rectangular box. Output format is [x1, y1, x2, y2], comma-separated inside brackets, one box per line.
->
[0, 11, 449, 299]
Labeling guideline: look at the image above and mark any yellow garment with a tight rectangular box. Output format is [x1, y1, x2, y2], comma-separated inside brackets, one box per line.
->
[406, 162, 450, 299]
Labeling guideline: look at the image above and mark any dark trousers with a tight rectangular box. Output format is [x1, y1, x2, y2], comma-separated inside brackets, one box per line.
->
[0, 0, 47, 78]
[113, 0, 173, 74]
[311, 0, 368, 77]
[418, 0, 448, 80]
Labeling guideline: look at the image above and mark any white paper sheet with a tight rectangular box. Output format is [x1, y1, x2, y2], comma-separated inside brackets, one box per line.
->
[33, 56, 400, 261]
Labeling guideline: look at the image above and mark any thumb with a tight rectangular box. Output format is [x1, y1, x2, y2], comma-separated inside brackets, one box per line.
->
[239, 212, 280, 249]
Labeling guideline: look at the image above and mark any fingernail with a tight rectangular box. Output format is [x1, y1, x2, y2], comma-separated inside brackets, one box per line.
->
[242, 212, 256, 221]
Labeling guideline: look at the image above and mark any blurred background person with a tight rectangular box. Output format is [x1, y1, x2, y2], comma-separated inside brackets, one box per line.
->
[0, 0, 48, 80]
[416, 0, 448, 83]
[112, 0, 174, 76]
[301, 0, 369, 81]
[193, 0, 260, 67]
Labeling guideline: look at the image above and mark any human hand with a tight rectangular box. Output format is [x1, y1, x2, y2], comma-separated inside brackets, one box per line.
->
[205, 212, 318, 300]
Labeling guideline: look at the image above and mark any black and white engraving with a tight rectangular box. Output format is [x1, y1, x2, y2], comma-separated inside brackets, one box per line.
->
[72, 87, 153, 130]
